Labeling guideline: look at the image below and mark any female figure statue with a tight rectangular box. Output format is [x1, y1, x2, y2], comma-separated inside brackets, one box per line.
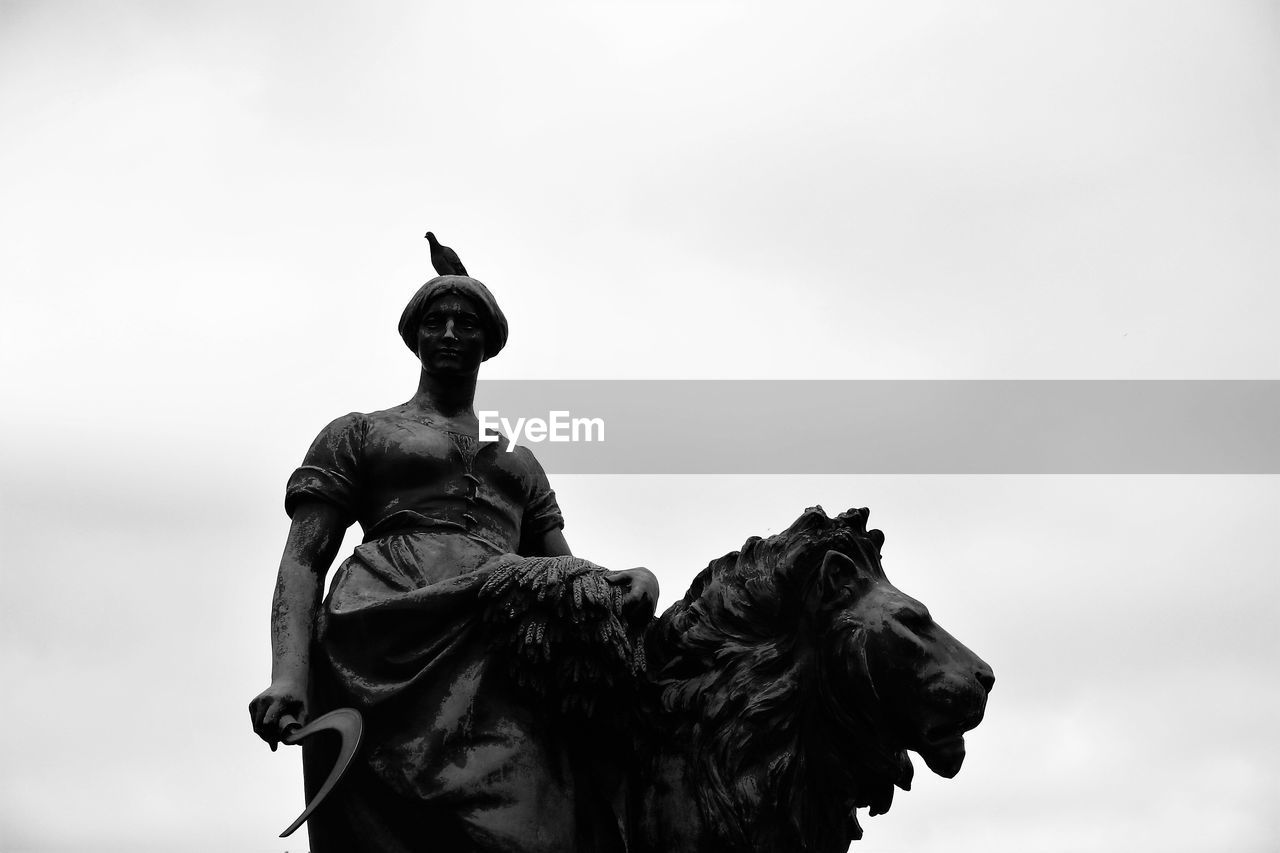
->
[249, 275, 658, 852]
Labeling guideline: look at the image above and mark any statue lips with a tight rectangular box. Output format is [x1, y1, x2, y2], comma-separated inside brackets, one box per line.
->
[425, 345, 473, 374]
[918, 732, 967, 778]
[914, 694, 988, 778]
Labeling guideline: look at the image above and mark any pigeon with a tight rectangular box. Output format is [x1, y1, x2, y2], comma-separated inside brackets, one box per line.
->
[425, 232, 468, 277]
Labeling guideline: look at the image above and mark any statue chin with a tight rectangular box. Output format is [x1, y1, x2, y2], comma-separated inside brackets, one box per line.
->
[919, 736, 966, 778]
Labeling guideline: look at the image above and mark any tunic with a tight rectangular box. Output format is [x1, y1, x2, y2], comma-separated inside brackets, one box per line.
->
[286, 408, 624, 853]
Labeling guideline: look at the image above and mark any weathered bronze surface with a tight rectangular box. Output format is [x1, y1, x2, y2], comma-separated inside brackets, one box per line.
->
[277, 708, 364, 838]
[633, 505, 993, 853]
[249, 266, 657, 852]
[250, 249, 992, 852]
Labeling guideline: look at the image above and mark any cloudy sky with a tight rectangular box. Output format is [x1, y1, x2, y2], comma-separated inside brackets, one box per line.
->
[1, 1, 1277, 851]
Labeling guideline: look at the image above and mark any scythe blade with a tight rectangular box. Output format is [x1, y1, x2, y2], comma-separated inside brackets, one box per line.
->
[277, 707, 364, 838]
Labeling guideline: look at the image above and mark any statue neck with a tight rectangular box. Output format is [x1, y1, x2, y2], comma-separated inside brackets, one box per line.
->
[410, 370, 477, 418]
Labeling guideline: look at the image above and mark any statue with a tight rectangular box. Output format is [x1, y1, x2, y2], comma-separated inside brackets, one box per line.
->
[249, 262, 659, 852]
[250, 239, 993, 853]
[631, 505, 993, 853]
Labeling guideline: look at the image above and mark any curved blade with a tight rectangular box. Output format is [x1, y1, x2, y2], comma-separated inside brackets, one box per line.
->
[278, 707, 364, 838]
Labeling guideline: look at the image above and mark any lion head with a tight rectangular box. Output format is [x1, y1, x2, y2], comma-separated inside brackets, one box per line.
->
[645, 506, 994, 852]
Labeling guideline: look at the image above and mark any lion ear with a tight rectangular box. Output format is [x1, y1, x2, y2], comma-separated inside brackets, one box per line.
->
[818, 550, 874, 600]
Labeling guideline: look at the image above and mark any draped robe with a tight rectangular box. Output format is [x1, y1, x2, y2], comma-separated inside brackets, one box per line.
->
[286, 409, 625, 853]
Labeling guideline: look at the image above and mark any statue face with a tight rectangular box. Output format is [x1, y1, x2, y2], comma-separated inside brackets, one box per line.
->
[417, 293, 487, 376]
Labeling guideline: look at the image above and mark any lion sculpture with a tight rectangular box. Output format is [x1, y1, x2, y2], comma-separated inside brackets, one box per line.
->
[628, 506, 994, 853]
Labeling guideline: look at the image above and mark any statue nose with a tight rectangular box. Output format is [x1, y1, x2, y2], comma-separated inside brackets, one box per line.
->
[976, 667, 995, 693]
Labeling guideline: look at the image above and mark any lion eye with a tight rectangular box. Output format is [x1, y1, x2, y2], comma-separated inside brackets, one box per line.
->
[896, 609, 930, 630]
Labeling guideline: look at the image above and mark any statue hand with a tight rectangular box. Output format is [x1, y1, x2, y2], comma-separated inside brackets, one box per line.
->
[249, 677, 308, 752]
[605, 566, 660, 626]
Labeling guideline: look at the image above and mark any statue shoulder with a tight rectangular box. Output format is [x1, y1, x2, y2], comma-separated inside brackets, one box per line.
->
[304, 411, 376, 446]
[508, 441, 552, 475]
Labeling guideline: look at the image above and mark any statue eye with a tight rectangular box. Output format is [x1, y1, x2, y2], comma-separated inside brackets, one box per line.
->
[896, 609, 930, 630]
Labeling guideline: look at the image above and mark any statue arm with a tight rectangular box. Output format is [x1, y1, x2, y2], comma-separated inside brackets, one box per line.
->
[531, 528, 660, 625]
[249, 501, 348, 749]
[534, 527, 573, 557]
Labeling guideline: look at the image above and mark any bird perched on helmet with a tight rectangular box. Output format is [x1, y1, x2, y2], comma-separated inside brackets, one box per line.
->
[425, 231, 468, 276]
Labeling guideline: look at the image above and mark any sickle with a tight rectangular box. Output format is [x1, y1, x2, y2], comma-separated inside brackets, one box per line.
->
[277, 707, 364, 838]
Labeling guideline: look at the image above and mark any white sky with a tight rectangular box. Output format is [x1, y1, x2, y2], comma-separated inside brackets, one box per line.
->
[1, 2, 1277, 851]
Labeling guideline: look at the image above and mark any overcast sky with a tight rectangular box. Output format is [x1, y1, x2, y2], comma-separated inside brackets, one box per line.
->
[1, 2, 1277, 851]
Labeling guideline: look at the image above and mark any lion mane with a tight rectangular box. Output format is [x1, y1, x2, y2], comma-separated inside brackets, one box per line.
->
[644, 506, 915, 853]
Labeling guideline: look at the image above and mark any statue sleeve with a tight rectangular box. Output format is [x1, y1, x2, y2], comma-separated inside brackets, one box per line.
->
[284, 412, 368, 524]
[519, 447, 565, 541]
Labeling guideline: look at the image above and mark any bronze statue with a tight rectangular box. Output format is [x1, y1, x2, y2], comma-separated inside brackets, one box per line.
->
[251, 242, 993, 852]
[249, 270, 658, 852]
[632, 505, 993, 853]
